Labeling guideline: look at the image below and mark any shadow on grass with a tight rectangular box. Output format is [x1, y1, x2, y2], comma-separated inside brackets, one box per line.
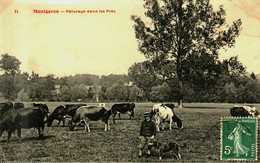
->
[183, 106, 220, 109]
[21, 135, 55, 142]
[0, 135, 55, 143]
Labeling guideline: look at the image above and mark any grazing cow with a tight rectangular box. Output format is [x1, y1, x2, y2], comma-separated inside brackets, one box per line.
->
[111, 103, 135, 123]
[47, 104, 86, 127]
[230, 105, 260, 118]
[163, 104, 182, 129]
[149, 141, 181, 160]
[0, 102, 20, 142]
[69, 106, 111, 132]
[151, 104, 183, 131]
[15, 103, 49, 139]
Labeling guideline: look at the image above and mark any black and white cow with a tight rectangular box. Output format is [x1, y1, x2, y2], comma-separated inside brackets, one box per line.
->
[230, 105, 260, 118]
[47, 103, 86, 127]
[69, 106, 112, 132]
[151, 103, 183, 131]
[111, 103, 135, 123]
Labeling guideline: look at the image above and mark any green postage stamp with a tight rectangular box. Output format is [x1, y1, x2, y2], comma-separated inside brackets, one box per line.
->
[221, 117, 258, 161]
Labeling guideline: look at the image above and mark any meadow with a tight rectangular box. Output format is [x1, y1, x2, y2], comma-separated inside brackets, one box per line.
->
[0, 102, 259, 162]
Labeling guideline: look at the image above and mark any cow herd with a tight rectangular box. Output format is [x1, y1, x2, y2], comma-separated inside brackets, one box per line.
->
[1, 102, 259, 143]
[0, 102, 137, 142]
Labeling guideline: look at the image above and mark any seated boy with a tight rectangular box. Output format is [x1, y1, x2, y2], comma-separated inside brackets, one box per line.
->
[138, 112, 157, 157]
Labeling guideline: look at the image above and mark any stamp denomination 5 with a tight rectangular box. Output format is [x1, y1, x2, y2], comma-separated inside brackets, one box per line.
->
[221, 117, 257, 161]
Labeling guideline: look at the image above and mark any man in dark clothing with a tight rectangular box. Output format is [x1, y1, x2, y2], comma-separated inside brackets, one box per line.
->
[138, 112, 157, 157]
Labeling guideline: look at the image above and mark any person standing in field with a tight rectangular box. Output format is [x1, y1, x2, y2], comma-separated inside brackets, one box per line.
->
[138, 112, 157, 157]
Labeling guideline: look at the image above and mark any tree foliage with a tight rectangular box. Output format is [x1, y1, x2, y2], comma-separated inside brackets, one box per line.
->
[0, 54, 22, 100]
[0, 54, 21, 75]
[131, 0, 242, 105]
[128, 61, 159, 100]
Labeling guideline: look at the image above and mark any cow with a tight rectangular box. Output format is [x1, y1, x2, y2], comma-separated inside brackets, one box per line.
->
[47, 103, 86, 127]
[111, 103, 135, 123]
[149, 141, 182, 160]
[0, 102, 20, 142]
[68, 106, 111, 132]
[230, 105, 260, 118]
[15, 103, 49, 139]
[151, 104, 183, 131]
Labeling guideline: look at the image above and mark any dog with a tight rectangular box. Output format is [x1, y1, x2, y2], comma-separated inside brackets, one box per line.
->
[148, 141, 181, 160]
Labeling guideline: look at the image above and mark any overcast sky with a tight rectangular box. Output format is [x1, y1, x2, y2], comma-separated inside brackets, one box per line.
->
[0, 0, 260, 76]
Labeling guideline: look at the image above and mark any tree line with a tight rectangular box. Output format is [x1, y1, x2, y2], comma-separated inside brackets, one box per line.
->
[0, 54, 144, 102]
[0, 53, 260, 103]
[128, 58, 260, 103]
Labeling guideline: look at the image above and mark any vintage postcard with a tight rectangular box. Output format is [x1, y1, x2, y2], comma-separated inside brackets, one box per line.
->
[0, 0, 260, 162]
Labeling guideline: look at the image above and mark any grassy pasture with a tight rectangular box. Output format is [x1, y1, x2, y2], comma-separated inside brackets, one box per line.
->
[0, 103, 259, 162]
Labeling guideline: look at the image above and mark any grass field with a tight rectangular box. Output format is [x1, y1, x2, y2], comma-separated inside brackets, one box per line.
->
[0, 102, 259, 161]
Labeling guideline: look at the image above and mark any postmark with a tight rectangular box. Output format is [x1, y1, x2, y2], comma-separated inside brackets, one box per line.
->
[221, 117, 257, 161]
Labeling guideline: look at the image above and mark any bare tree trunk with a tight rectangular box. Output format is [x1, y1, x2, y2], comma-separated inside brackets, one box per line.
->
[176, 0, 184, 109]
[178, 80, 183, 109]
[176, 56, 184, 109]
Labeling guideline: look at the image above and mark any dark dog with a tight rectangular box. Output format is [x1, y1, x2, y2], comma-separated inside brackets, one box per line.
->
[149, 141, 181, 160]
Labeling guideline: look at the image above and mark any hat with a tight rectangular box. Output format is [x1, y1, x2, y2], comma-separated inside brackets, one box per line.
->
[144, 112, 150, 117]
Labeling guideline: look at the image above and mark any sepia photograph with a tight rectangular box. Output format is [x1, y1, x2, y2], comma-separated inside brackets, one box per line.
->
[0, 0, 259, 162]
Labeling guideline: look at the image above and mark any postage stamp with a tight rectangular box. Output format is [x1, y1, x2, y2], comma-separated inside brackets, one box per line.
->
[221, 117, 258, 161]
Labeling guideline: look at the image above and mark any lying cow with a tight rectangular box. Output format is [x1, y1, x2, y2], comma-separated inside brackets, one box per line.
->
[69, 106, 111, 132]
[149, 141, 181, 160]
[47, 103, 86, 127]
[111, 103, 135, 123]
[151, 104, 183, 131]
[230, 105, 260, 118]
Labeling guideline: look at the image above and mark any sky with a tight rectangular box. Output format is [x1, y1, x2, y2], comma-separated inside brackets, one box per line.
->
[0, 0, 260, 76]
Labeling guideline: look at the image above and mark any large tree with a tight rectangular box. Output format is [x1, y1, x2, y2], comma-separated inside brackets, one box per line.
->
[0, 54, 21, 100]
[132, 0, 242, 107]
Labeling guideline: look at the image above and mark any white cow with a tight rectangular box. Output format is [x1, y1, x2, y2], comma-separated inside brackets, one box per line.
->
[152, 104, 175, 131]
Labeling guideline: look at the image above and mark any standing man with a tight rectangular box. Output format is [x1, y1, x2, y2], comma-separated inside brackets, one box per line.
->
[138, 112, 157, 157]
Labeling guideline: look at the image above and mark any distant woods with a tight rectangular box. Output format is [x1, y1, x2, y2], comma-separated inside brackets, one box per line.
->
[0, 54, 142, 102]
[0, 53, 259, 103]
[128, 59, 260, 103]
